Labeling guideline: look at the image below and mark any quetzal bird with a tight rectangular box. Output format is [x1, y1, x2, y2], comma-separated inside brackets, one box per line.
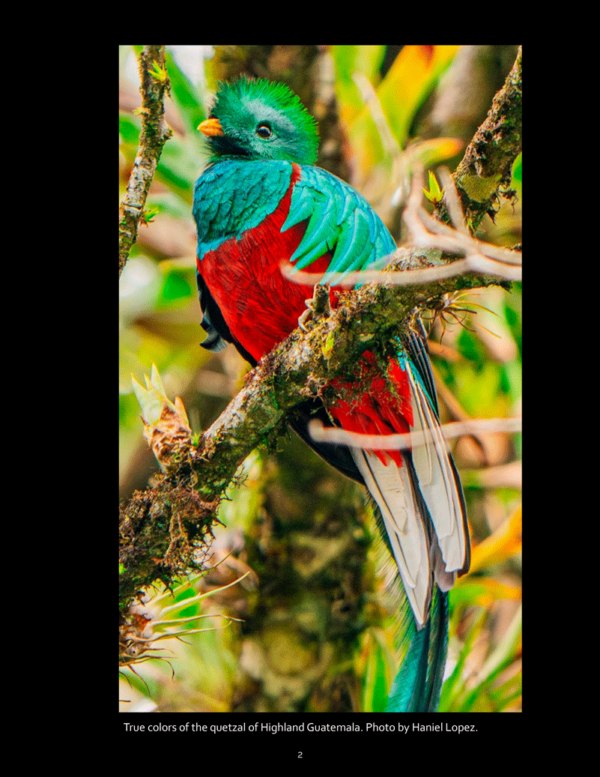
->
[193, 77, 470, 712]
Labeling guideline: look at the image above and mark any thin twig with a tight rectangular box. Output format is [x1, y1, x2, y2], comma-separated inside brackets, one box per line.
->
[307, 416, 522, 451]
[157, 572, 251, 616]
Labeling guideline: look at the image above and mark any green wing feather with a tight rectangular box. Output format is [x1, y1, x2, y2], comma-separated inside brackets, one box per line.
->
[282, 165, 396, 285]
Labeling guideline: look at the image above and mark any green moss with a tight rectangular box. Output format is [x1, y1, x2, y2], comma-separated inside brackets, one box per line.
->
[460, 173, 502, 203]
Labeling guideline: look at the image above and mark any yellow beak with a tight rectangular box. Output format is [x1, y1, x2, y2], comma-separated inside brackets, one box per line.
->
[198, 117, 224, 137]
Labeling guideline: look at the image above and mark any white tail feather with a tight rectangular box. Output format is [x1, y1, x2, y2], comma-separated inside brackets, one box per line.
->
[407, 364, 467, 573]
[345, 356, 468, 628]
[351, 448, 430, 627]
[348, 361, 468, 628]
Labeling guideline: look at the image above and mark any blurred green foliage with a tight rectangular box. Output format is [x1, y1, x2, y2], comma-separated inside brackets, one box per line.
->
[119, 45, 522, 713]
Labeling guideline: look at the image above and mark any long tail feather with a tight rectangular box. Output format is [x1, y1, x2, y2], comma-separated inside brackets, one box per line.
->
[386, 588, 449, 712]
[352, 448, 431, 626]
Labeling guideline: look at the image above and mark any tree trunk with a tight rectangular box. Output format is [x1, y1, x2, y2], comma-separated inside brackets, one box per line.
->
[231, 430, 371, 712]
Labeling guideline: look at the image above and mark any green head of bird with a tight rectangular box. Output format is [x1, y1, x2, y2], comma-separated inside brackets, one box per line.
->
[198, 77, 319, 166]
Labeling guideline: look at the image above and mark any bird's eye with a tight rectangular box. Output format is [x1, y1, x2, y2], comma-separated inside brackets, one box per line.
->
[256, 123, 273, 139]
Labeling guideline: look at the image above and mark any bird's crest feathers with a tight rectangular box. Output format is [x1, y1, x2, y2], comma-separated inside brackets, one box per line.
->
[205, 77, 319, 165]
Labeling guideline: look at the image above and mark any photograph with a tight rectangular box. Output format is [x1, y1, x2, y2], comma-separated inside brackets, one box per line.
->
[119, 45, 522, 724]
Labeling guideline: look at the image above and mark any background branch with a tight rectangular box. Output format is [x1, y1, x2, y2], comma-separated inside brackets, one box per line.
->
[435, 45, 522, 230]
[119, 45, 173, 277]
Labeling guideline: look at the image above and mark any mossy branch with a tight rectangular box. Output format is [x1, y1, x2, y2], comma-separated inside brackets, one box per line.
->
[119, 47, 522, 613]
[435, 45, 522, 230]
[119, 45, 173, 277]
